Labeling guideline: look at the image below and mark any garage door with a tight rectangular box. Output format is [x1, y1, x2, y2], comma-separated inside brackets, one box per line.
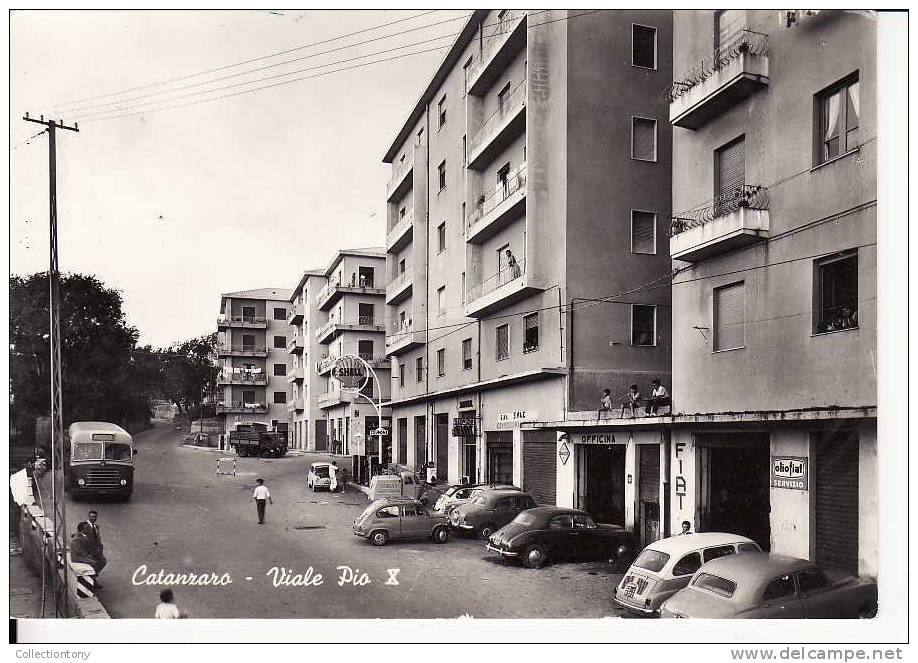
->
[815, 432, 859, 573]
[523, 442, 557, 506]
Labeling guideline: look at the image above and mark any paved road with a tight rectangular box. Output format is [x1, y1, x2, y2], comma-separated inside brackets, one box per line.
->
[65, 421, 628, 619]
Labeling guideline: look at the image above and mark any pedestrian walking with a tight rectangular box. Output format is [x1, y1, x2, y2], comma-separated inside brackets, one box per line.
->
[253, 478, 273, 524]
[154, 588, 184, 619]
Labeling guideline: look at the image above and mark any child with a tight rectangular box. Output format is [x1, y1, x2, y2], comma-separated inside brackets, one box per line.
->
[155, 588, 183, 619]
[619, 384, 642, 418]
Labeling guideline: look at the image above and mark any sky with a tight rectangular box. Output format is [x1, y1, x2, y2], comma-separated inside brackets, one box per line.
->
[10, 9, 471, 347]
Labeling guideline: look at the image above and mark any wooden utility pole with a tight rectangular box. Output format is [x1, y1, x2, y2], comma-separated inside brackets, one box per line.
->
[22, 112, 79, 618]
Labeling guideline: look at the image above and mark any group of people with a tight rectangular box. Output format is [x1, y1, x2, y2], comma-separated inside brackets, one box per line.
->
[68, 510, 107, 587]
[600, 378, 671, 418]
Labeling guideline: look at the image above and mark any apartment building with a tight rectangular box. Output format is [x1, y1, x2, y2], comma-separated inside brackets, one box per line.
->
[314, 249, 391, 476]
[662, 10, 876, 576]
[382, 10, 673, 515]
[215, 288, 293, 438]
[287, 269, 326, 451]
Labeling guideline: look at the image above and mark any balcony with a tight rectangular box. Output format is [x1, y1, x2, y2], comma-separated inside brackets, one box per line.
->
[464, 258, 541, 318]
[467, 10, 527, 96]
[386, 269, 413, 305]
[316, 275, 386, 312]
[315, 315, 385, 345]
[385, 318, 426, 356]
[287, 365, 304, 383]
[670, 185, 769, 263]
[216, 315, 267, 330]
[287, 303, 304, 326]
[217, 370, 267, 386]
[357, 352, 390, 371]
[286, 334, 304, 355]
[386, 207, 414, 253]
[287, 395, 304, 412]
[215, 401, 268, 415]
[668, 29, 769, 130]
[216, 344, 268, 358]
[317, 388, 359, 410]
[386, 152, 414, 203]
[466, 163, 526, 243]
[467, 78, 526, 170]
[316, 355, 336, 376]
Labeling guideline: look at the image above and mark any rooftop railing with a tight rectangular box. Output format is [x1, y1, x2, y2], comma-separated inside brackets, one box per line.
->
[666, 29, 768, 103]
[465, 258, 526, 303]
[468, 77, 526, 157]
[467, 10, 525, 84]
[466, 163, 527, 232]
[670, 185, 769, 236]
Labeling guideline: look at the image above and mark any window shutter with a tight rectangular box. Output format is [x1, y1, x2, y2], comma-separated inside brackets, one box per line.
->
[496, 325, 509, 359]
[632, 119, 656, 161]
[715, 282, 745, 350]
[716, 137, 745, 202]
[632, 211, 656, 254]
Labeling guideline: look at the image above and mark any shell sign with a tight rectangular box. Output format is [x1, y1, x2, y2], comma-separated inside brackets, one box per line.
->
[770, 456, 808, 490]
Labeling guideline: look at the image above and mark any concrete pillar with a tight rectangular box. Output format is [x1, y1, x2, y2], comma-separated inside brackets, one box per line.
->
[556, 432, 576, 508]
[670, 430, 697, 532]
[512, 428, 524, 488]
[448, 431, 460, 485]
[858, 420, 878, 578]
[769, 430, 811, 558]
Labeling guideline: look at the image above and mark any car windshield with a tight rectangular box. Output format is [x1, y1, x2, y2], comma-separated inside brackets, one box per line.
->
[632, 549, 671, 572]
[358, 500, 386, 521]
[72, 441, 103, 461]
[512, 512, 537, 526]
[693, 573, 737, 598]
[104, 443, 132, 461]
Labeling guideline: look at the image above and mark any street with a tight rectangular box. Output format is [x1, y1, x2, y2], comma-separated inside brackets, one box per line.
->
[64, 420, 628, 619]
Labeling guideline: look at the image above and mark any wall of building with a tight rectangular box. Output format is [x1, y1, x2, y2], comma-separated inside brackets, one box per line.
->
[858, 419, 878, 578]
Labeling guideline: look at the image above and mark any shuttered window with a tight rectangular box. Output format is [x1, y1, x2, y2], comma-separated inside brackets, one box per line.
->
[436, 348, 445, 376]
[632, 117, 657, 161]
[714, 281, 745, 351]
[631, 210, 656, 254]
[462, 338, 473, 370]
[496, 324, 509, 360]
[715, 136, 745, 216]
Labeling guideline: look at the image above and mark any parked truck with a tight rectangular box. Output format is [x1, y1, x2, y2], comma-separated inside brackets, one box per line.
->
[228, 424, 288, 458]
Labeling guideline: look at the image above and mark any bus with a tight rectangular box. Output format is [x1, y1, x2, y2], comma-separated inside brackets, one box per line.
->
[65, 421, 136, 500]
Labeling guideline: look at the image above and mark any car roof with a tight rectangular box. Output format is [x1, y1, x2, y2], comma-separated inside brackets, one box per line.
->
[642, 532, 757, 556]
[310, 461, 331, 467]
[524, 506, 584, 517]
[485, 488, 530, 498]
[697, 552, 814, 582]
[375, 497, 419, 506]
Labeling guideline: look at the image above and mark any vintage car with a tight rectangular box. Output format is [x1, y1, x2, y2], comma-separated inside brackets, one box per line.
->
[486, 506, 636, 568]
[433, 483, 519, 514]
[307, 462, 333, 491]
[352, 498, 450, 546]
[613, 532, 761, 615]
[660, 553, 878, 619]
[450, 488, 538, 540]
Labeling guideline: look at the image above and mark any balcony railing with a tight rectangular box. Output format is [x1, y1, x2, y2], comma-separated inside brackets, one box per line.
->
[467, 10, 526, 88]
[286, 334, 304, 354]
[387, 153, 414, 196]
[466, 163, 527, 234]
[287, 304, 304, 325]
[215, 401, 268, 414]
[288, 366, 304, 382]
[670, 185, 769, 236]
[316, 355, 336, 374]
[468, 78, 526, 159]
[388, 269, 412, 292]
[357, 352, 388, 368]
[217, 315, 267, 327]
[315, 319, 335, 340]
[667, 29, 768, 103]
[466, 258, 526, 303]
[388, 206, 415, 234]
[217, 370, 267, 385]
[216, 344, 268, 356]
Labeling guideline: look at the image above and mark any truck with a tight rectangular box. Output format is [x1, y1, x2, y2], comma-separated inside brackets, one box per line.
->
[227, 424, 288, 458]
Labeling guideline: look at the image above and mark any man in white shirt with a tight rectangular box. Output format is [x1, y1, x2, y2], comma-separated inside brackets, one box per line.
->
[253, 478, 273, 524]
[644, 378, 671, 415]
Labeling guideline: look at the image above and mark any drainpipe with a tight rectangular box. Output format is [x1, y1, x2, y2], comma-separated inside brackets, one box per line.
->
[423, 101, 432, 476]
[476, 318, 482, 484]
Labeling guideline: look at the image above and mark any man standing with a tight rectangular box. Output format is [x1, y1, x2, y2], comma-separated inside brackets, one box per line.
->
[253, 478, 272, 524]
[85, 510, 106, 574]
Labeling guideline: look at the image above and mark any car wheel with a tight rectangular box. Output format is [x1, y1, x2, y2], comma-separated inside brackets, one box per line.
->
[523, 544, 548, 569]
[858, 602, 878, 619]
[432, 526, 449, 544]
[478, 524, 496, 540]
[370, 530, 389, 547]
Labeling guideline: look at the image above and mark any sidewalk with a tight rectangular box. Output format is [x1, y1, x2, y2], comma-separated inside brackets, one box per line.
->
[10, 541, 49, 619]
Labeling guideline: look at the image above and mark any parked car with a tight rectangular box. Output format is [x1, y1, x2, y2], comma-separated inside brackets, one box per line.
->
[352, 498, 450, 546]
[613, 532, 761, 616]
[307, 462, 333, 491]
[450, 489, 538, 540]
[660, 553, 878, 619]
[486, 506, 636, 568]
[367, 471, 429, 503]
[433, 483, 519, 514]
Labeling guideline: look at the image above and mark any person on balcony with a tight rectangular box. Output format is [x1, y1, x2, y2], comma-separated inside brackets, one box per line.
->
[506, 249, 521, 279]
[619, 384, 643, 419]
[644, 378, 671, 415]
[599, 389, 613, 416]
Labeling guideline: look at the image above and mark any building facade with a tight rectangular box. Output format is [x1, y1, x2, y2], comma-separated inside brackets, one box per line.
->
[382, 10, 674, 513]
[287, 269, 327, 451]
[215, 288, 293, 437]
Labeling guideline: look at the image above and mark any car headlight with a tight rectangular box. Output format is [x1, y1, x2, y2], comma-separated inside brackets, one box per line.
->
[77, 478, 85, 486]
[120, 479, 127, 486]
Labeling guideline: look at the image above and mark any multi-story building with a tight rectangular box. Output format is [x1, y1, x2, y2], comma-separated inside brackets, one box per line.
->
[382, 10, 673, 518]
[662, 9, 877, 576]
[287, 269, 327, 451]
[314, 249, 391, 473]
[215, 288, 293, 438]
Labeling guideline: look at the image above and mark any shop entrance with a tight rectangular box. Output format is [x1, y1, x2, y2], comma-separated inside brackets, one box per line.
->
[434, 414, 449, 483]
[580, 444, 626, 526]
[460, 410, 477, 483]
[638, 444, 661, 547]
[487, 431, 513, 484]
[701, 433, 771, 550]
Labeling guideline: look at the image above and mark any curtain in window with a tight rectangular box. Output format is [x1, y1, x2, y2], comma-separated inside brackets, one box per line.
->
[823, 91, 841, 158]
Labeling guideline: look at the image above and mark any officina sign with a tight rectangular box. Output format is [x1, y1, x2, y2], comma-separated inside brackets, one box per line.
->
[770, 456, 808, 490]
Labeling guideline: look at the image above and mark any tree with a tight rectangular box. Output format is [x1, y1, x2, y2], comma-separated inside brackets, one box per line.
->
[159, 333, 219, 413]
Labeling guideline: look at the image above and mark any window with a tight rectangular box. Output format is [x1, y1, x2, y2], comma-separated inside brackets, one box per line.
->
[416, 356, 424, 382]
[437, 286, 446, 316]
[714, 282, 745, 351]
[523, 313, 539, 353]
[242, 389, 257, 403]
[814, 250, 858, 333]
[273, 307, 286, 320]
[402, 503, 425, 517]
[438, 160, 446, 191]
[437, 95, 447, 129]
[631, 304, 656, 346]
[398, 258, 406, 274]
[715, 135, 745, 216]
[496, 324, 509, 360]
[376, 505, 399, 519]
[273, 391, 286, 404]
[498, 81, 512, 115]
[462, 135, 467, 165]
[703, 545, 737, 563]
[631, 210, 656, 254]
[631, 117, 657, 161]
[462, 56, 473, 92]
[358, 302, 375, 325]
[763, 574, 797, 601]
[462, 338, 473, 370]
[437, 348, 445, 376]
[273, 363, 286, 377]
[693, 573, 737, 598]
[673, 552, 703, 577]
[358, 339, 374, 359]
[242, 305, 256, 320]
[437, 222, 446, 253]
[497, 161, 511, 195]
[398, 363, 405, 387]
[273, 335, 286, 349]
[495, 497, 516, 511]
[797, 569, 830, 594]
[573, 514, 597, 529]
[417, 127, 424, 145]
[632, 24, 657, 69]
[399, 206, 406, 219]
[633, 549, 671, 572]
[549, 515, 574, 530]
[242, 333, 255, 349]
[817, 74, 859, 164]
[358, 266, 374, 287]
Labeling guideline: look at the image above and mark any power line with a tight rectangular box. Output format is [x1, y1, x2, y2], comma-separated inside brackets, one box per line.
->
[10, 128, 48, 151]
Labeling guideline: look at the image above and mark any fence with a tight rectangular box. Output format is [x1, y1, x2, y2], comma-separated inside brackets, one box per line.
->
[466, 258, 526, 303]
[670, 185, 768, 236]
[466, 163, 527, 232]
[666, 29, 768, 103]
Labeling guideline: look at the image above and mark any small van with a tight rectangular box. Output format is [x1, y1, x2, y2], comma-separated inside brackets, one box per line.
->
[367, 471, 428, 503]
[613, 532, 761, 615]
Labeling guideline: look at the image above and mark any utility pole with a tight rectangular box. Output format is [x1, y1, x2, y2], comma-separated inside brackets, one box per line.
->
[22, 112, 79, 618]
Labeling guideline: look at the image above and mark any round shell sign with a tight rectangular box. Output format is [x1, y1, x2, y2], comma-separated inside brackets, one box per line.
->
[331, 355, 369, 392]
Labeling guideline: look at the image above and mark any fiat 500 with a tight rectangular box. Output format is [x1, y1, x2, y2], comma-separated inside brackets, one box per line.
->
[450, 489, 538, 540]
[352, 498, 450, 546]
[433, 483, 519, 515]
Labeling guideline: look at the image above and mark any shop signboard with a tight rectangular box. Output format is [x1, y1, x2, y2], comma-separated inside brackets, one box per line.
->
[571, 432, 617, 445]
[495, 410, 538, 430]
[452, 417, 477, 437]
[770, 456, 808, 490]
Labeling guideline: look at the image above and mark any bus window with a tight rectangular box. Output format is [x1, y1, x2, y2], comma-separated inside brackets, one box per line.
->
[104, 444, 133, 461]
[73, 441, 103, 461]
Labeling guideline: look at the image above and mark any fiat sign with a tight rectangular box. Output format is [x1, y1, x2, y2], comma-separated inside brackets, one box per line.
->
[331, 355, 369, 392]
[771, 456, 808, 490]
